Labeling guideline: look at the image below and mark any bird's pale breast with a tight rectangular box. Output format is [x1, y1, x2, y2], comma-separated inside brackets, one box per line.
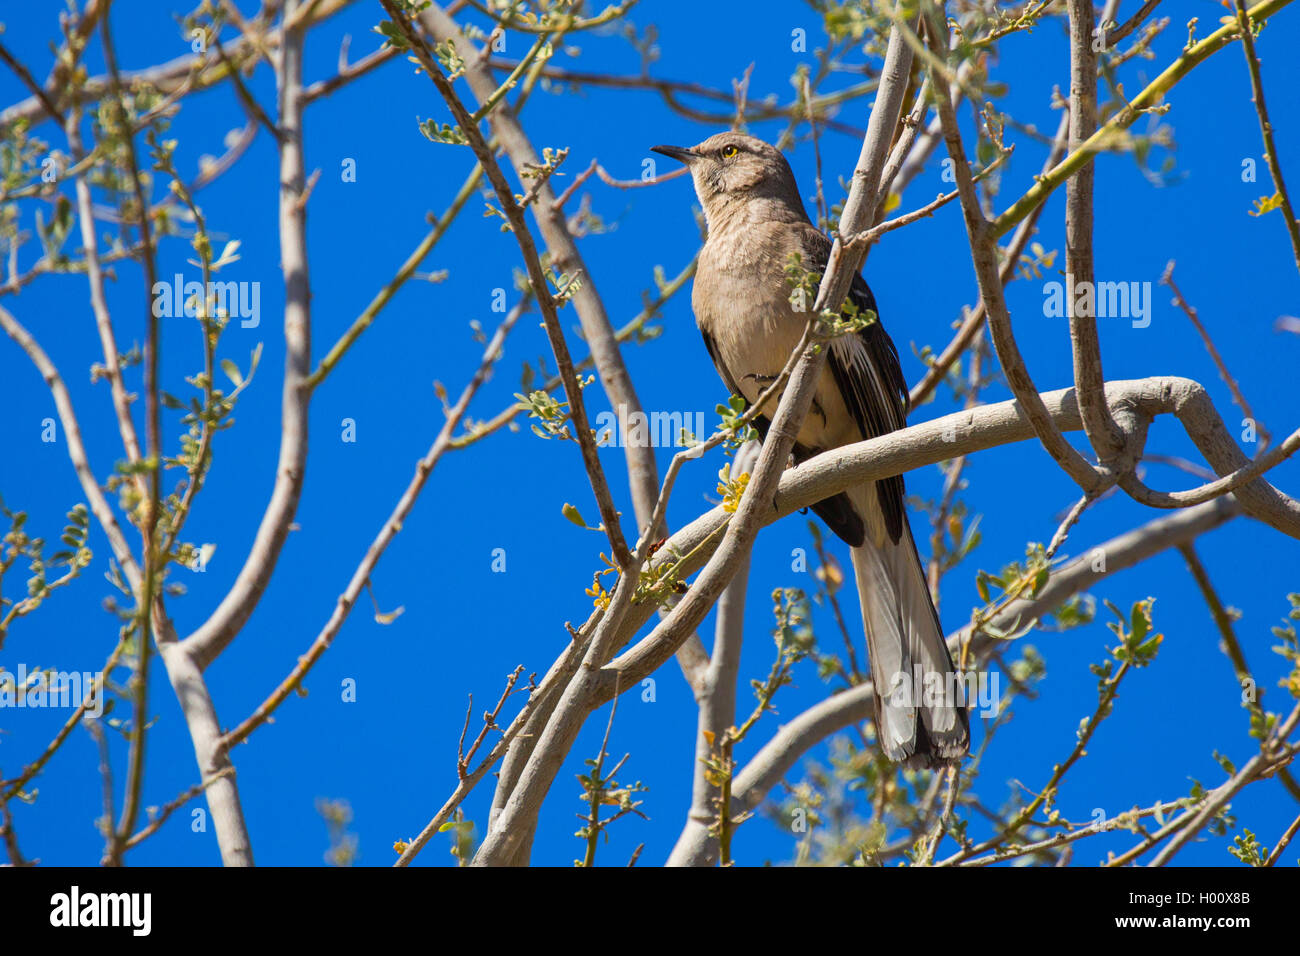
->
[694, 222, 860, 452]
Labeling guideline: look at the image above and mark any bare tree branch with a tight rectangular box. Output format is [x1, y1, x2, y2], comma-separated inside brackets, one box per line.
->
[925, 5, 1106, 493]
[666, 440, 760, 867]
[182, 0, 314, 671]
[1066, 0, 1126, 467]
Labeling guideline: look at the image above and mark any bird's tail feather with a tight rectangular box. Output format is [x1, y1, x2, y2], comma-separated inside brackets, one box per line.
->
[848, 502, 969, 768]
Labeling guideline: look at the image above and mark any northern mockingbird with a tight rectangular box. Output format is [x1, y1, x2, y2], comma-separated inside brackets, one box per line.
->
[652, 132, 969, 767]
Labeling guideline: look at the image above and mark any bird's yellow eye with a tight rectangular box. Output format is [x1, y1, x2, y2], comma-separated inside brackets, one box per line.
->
[721, 144, 739, 159]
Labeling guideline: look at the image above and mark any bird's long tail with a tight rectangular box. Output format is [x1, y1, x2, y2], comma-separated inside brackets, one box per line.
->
[848, 494, 969, 768]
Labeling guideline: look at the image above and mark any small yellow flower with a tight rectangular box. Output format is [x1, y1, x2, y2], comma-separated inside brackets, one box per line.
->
[717, 464, 751, 513]
[585, 569, 613, 610]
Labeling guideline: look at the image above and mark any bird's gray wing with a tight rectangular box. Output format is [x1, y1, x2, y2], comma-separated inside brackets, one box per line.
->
[801, 230, 910, 545]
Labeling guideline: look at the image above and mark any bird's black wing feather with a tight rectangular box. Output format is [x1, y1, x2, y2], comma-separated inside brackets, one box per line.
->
[821, 269, 910, 545]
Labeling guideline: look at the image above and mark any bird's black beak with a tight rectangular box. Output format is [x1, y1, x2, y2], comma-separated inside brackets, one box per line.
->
[651, 144, 695, 164]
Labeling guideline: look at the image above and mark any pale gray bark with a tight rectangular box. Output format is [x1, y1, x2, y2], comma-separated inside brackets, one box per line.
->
[182, 1, 313, 672]
[666, 440, 760, 867]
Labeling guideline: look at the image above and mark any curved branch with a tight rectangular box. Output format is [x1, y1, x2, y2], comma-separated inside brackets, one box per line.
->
[925, 8, 1105, 494]
[602, 377, 1300, 695]
[1066, 0, 1126, 465]
[182, 5, 314, 671]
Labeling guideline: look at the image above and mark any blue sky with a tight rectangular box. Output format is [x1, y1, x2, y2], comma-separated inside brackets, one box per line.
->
[1, 0, 1298, 867]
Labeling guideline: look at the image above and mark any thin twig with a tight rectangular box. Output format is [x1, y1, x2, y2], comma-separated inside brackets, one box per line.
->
[1265, 810, 1300, 866]
[1233, 0, 1300, 274]
[1161, 261, 1270, 449]
[123, 768, 236, 850]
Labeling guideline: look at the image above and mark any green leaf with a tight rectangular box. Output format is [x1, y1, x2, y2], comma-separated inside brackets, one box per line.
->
[374, 20, 409, 50]
[1213, 750, 1236, 775]
[1031, 566, 1049, 598]
[562, 503, 587, 528]
[220, 358, 243, 387]
[419, 119, 469, 146]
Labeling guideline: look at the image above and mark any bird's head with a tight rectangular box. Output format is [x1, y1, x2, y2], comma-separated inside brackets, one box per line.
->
[651, 132, 807, 229]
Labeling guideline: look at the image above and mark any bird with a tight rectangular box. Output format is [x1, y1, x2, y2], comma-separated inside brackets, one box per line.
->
[651, 131, 969, 768]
